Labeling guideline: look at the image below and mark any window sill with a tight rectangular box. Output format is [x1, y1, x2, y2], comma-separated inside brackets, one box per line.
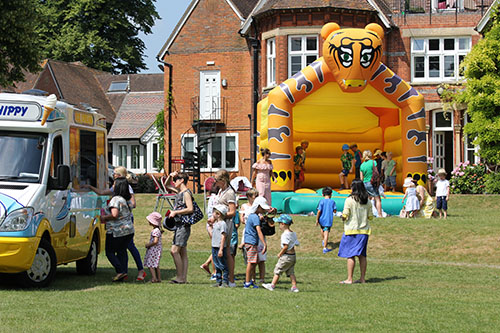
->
[262, 85, 277, 94]
[410, 79, 464, 86]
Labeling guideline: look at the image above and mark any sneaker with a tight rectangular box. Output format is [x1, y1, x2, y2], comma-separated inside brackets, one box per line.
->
[210, 274, 217, 281]
[290, 286, 299, 293]
[262, 283, 275, 291]
[323, 248, 332, 254]
[228, 281, 237, 288]
[243, 281, 259, 289]
[219, 282, 229, 288]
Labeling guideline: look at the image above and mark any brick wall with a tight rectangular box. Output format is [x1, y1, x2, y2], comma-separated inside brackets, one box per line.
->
[162, 0, 253, 188]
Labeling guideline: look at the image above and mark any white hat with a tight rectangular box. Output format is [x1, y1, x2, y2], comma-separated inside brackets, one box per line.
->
[245, 196, 271, 216]
[403, 177, 414, 187]
[213, 204, 228, 216]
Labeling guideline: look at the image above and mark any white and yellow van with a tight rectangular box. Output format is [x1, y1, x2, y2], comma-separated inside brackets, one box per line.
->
[0, 92, 108, 287]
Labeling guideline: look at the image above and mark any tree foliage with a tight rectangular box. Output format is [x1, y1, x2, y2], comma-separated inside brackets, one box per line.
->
[0, 0, 43, 87]
[37, 0, 160, 73]
[458, 4, 500, 164]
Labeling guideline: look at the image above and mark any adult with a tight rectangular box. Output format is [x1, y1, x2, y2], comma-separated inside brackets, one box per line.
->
[165, 171, 193, 284]
[101, 178, 135, 282]
[360, 150, 383, 218]
[210, 169, 237, 287]
[412, 178, 436, 218]
[251, 148, 276, 205]
[84, 166, 146, 281]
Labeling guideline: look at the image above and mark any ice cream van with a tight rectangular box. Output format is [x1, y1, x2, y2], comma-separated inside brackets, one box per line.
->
[0, 92, 108, 287]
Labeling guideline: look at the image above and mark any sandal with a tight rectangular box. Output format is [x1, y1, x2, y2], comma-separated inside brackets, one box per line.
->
[339, 280, 352, 284]
[136, 271, 146, 282]
[200, 265, 211, 275]
[112, 273, 128, 282]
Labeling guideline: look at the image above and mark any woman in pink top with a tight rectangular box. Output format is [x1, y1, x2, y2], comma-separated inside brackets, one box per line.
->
[251, 148, 276, 205]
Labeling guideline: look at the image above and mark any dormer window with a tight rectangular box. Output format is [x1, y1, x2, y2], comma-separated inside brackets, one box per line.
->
[108, 81, 128, 92]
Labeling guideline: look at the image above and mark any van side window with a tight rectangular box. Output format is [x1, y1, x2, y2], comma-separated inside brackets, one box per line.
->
[50, 136, 63, 178]
[80, 130, 97, 187]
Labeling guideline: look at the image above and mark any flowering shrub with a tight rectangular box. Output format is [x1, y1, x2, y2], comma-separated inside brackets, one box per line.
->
[449, 161, 486, 194]
[485, 172, 500, 194]
[427, 157, 436, 182]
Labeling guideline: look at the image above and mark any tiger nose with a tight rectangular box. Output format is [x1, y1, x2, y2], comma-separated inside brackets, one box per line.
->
[344, 79, 366, 87]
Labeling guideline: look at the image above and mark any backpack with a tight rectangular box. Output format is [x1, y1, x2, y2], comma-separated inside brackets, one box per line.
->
[371, 160, 380, 188]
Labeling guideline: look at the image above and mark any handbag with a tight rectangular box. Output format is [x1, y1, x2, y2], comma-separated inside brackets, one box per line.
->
[371, 161, 380, 188]
[176, 191, 204, 225]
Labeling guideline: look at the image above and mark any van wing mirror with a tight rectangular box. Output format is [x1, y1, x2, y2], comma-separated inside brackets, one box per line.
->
[49, 165, 71, 190]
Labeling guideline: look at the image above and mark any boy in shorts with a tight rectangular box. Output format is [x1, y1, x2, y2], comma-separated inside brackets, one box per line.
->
[435, 169, 450, 219]
[339, 144, 354, 190]
[316, 187, 337, 254]
[262, 214, 300, 292]
[243, 197, 269, 289]
[383, 152, 397, 192]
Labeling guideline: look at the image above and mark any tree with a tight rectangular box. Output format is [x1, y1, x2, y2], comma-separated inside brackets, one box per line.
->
[459, 4, 500, 165]
[0, 0, 43, 87]
[37, 0, 160, 73]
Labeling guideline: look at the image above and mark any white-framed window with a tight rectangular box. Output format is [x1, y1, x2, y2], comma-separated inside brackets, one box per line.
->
[112, 139, 160, 173]
[288, 35, 318, 76]
[433, 0, 463, 11]
[411, 37, 471, 83]
[433, 110, 454, 131]
[463, 113, 479, 163]
[181, 133, 238, 172]
[267, 38, 276, 87]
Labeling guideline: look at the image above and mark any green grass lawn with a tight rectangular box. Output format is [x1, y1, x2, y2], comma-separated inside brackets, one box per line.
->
[1, 194, 500, 332]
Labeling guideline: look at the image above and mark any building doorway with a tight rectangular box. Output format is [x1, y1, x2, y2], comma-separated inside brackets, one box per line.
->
[433, 110, 454, 178]
[199, 70, 220, 120]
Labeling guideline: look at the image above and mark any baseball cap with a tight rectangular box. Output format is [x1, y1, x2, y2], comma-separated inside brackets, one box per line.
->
[342, 144, 349, 150]
[274, 214, 293, 225]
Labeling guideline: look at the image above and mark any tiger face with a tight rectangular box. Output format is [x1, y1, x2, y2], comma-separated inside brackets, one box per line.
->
[321, 23, 384, 92]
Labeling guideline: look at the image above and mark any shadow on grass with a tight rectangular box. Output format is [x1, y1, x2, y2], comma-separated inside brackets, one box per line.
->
[365, 275, 406, 283]
[327, 241, 340, 250]
[0, 266, 177, 291]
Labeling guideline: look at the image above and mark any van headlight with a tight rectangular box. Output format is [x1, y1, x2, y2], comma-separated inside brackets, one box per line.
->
[0, 208, 34, 231]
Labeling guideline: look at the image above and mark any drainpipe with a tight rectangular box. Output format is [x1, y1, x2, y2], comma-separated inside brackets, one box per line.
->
[250, 36, 260, 168]
[156, 56, 173, 175]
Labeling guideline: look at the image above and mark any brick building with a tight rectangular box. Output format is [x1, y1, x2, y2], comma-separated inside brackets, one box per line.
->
[158, 0, 495, 190]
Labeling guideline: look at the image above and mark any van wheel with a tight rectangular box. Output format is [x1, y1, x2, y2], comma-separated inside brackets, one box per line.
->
[20, 239, 57, 288]
[76, 236, 98, 275]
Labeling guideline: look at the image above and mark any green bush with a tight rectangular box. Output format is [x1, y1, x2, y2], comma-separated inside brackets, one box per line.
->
[450, 162, 486, 194]
[485, 172, 500, 194]
[134, 174, 157, 193]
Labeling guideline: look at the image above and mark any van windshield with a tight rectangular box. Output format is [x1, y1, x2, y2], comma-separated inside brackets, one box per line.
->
[0, 131, 46, 183]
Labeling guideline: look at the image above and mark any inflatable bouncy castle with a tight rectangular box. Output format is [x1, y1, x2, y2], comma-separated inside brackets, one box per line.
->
[257, 23, 427, 191]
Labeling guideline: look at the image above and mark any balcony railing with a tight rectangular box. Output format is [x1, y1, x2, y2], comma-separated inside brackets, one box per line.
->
[190, 96, 227, 126]
[386, 0, 493, 15]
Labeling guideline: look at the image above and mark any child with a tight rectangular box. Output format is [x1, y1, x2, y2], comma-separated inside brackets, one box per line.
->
[200, 185, 220, 279]
[350, 144, 362, 179]
[402, 177, 420, 218]
[144, 212, 163, 283]
[338, 180, 373, 284]
[238, 188, 259, 263]
[243, 197, 269, 289]
[211, 204, 229, 287]
[339, 144, 354, 190]
[383, 152, 397, 192]
[294, 146, 305, 190]
[262, 214, 300, 293]
[316, 187, 337, 254]
[435, 169, 450, 219]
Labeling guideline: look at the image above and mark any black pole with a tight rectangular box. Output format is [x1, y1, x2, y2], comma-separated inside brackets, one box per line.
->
[156, 56, 173, 175]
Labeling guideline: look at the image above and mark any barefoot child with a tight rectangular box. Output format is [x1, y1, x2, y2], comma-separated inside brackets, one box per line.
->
[316, 187, 337, 254]
[144, 212, 163, 283]
[402, 177, 420, 218]
[211, 205, 229, 287]
[262, 214, 300, 292]
[339, 144, 354, 190]
[338, 180, 373, 284]
[435, 169, 450, 219]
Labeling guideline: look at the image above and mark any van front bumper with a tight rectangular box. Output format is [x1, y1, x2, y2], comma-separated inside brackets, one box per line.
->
[0, 237, 38, 273]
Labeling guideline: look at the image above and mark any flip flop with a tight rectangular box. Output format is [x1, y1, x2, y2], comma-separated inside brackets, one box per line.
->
[169, 280, 186, 284]
[200, 265, 211, 275]
[339, 280, 352, 284]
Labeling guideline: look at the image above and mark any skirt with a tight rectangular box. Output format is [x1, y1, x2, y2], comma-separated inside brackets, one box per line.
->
[338, 234, 369, 258]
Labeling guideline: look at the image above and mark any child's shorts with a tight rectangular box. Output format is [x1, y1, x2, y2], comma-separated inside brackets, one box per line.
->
[384, 175, 396, 187]
[245, 244, 258, 264]
[341, 169, 349, 176]
[321, 225, 331, 232]
[230, 243, 237, 256]
[274, 254, 296, 277]
[436, 196, 448, 210]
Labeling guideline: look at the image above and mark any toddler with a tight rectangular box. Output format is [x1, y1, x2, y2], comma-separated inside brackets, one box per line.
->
[144, 212, 163, 283]
[262, 214, 300, 293]
[435, 169, 450, 219]
[211, 204, 229, 287]
[402, 178, 420, 218]
[316, 187, 337, 254]
[200, 185, 220, 279]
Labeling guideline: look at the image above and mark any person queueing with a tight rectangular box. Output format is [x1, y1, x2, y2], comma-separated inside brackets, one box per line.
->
[262, 214, 300, 293]
[165, 171, 193, 284]
[83, 166, 146, 281]
[339, 144, 354, 190]
[338, 180, 373, 284]
[251, 148, 276, 205]
[101, 178, 135, 282]
[360, 150, 383, 218]
[210, 204, 229, 287]
[200, 185, 220, 280]
[144, 212, 163, 283]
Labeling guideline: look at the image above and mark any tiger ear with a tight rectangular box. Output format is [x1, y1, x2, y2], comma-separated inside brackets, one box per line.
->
[321, 22, 341, 40]
[365, 23, 384, 40]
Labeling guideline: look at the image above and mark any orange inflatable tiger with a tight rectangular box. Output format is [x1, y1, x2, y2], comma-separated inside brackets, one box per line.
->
[257, 22, 427, 191]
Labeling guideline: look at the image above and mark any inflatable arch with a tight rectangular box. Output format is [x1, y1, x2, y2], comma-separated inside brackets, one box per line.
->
[257, 23, 427, 191]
